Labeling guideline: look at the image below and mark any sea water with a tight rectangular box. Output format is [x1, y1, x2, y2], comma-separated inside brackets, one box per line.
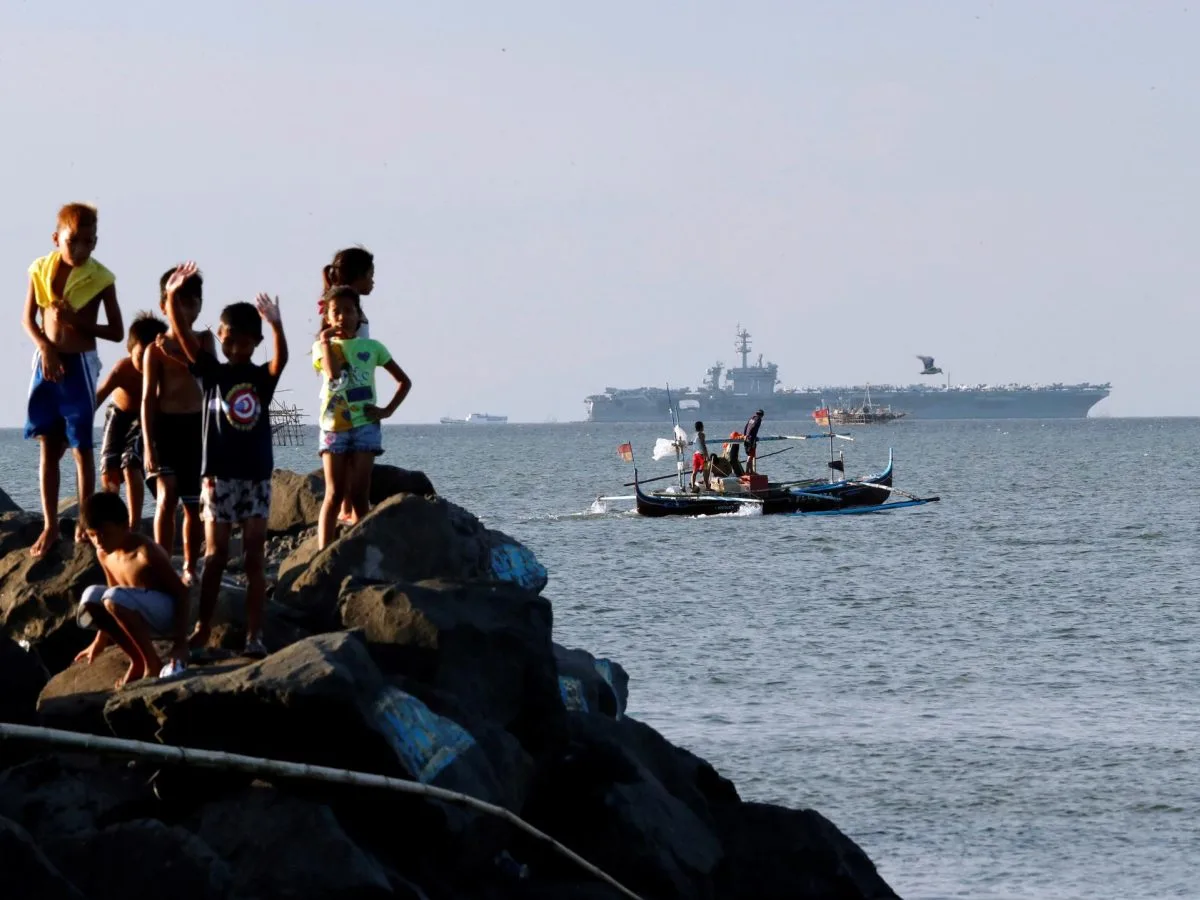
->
[1, 418, 1197, 900]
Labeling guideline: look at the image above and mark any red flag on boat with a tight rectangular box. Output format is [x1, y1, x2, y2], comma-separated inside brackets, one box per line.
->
[617, 442, 634, 463]
[812, 408, 830, 427]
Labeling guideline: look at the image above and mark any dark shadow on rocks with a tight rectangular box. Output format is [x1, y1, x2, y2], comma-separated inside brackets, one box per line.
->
[0, 815, 85, 900]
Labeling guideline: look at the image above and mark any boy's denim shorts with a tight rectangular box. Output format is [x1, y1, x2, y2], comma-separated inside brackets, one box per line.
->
[319, 422, 383, 456]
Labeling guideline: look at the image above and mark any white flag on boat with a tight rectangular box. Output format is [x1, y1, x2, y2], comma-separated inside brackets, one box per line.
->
[652, 438, 677, 461]
[651, 425, 692, 461]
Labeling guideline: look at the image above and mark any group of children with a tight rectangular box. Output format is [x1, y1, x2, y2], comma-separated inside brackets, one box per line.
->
[23, 203, 412, 686]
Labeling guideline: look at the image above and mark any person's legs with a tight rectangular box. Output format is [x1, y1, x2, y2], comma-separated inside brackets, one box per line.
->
[319, 451, 349, 549]
[190, 518, 231, 649]
[153, 474, 179, 560]
[99, 407, 124, 493]
[103, 597, 162, 686]
[181, 502, 202, 584]
[125, 467, 145, 531]
[241, 515, 267, 652]
[347, 451, 375, 522]
[72, 448, 96, 542]
[32, 432, 66, 557]
[338, 454, 358, 524]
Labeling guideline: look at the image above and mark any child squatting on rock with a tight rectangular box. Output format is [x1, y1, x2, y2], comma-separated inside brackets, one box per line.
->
[75, 492, 190, 687]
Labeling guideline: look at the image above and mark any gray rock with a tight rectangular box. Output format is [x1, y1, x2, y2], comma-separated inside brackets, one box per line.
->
[0, 487, 20, 514]
[713, 803, 901, 900]
[43, 818, 233, 900]
[102, 632, 403, 777]
[277, 494, 547, 625]
[267, 468, 326, 536]
[0, 815, 85, 900]
[268, 465, 436, 538]
[0, 526, 104, 674]
[0, 633, 49, 725]
[554, 644, 629, 720]
[338, 580, 562, 751]
[0, 755, 150, 842]
[189, 785, 393, 899]
[525, 713, 726, 900]
[364, 464, 436, 504]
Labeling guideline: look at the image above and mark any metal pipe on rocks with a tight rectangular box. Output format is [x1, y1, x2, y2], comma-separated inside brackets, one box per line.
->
[0, 722, 647, 900]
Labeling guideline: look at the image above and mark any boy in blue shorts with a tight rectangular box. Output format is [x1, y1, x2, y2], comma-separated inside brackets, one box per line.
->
[22, 203, 124, 557]
[162, 261, 288, 657]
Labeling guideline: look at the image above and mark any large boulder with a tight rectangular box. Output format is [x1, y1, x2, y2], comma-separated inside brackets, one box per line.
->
[524, 712, 726, 900]
[366, 464, 436, 503]
[554, 644, 629, 720]
[187, 786, 393, 899]
[36, 645, 137, 735]
[102, 632, 402, 775]
[42, 819, 233, 900]
[333, 580, 562, 753]
[0, 487, 20, 514]
[0, 755, 152, 843]
[276, 494, 548, 613]
[0, 520, 103, 674]
[267, 468, 325, 536]
[103, 633, 526, 816]
[712, 803, 901, 900]
[0, 633, 49, 725]
[267, 465, 436, 538]
[0, 815, 85, 900]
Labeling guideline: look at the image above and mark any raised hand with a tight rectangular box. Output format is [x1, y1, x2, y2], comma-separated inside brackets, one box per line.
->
[164, 261, 199, 297]
[255, 293, 282, 326]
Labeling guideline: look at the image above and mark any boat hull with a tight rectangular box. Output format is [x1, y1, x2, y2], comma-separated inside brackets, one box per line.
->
[634, 457, 894, 517]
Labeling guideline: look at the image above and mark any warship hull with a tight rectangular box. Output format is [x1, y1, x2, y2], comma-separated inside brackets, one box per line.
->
[587, 327, 1111, 422]
[585, 386, 1109, 422]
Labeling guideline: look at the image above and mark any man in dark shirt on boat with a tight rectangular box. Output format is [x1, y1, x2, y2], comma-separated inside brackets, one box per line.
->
[743, 409, 764, 474]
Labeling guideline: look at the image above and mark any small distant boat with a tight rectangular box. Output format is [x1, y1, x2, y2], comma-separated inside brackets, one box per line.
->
[439, 413, 509, 425]
[814, 385, 906, 426]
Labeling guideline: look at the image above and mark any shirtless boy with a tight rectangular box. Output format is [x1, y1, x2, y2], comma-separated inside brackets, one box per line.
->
[22, 203, 124, 556]
[142, 267, 215, 584]
[95, 313, 169, 530]
[75, 492, 189, 687]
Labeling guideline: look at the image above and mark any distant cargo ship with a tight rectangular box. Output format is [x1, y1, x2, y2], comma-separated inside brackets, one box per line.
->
[439, 413, 508, 425]
[584, 328, 1111, 422]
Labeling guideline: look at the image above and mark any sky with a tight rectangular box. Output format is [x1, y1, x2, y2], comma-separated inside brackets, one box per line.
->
[1, 1, 1197, 423]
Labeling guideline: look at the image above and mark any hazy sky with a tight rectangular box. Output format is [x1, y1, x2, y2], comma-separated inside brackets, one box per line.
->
[2, 1, 1197, 423]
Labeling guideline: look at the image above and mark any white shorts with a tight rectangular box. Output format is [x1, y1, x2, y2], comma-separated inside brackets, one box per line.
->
[78, 584, 176, 636]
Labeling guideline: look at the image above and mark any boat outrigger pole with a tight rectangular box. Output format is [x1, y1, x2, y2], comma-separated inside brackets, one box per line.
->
[666, 382, 685, 490]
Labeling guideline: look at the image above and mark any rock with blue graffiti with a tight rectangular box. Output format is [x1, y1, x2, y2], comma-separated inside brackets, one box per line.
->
[277, 493, 549, 628]
[553, 644, 629, 720]
[336, 580, 564, 756]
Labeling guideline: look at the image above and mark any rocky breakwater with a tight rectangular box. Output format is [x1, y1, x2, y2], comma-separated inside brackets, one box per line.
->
[0, 469, 900, 900]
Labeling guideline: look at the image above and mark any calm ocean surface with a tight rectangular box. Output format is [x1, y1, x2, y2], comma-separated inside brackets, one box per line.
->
[2, 418, 1198, 899]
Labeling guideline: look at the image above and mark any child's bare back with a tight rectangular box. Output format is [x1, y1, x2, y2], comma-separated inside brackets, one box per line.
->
[97, 531, 180, 592]
[102, 357, 143, 413]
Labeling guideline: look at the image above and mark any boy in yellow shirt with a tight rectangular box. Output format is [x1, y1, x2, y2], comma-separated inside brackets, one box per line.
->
[22, 203, 124, 556]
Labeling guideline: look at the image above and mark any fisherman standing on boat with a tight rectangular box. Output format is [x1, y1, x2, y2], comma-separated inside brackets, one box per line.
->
[743, 409, 764, 474]
[690, 420, 710, 491]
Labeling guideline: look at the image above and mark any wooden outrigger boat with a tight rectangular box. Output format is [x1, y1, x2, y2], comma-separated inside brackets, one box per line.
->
[599, 386, 938, 518]
[631, 450, 909, 517]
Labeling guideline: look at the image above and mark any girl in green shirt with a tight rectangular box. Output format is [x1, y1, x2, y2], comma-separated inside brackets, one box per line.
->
[313, 286, 412, 548]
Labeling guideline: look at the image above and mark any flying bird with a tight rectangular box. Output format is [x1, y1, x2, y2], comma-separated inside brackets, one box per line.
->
[917, 355, 943, 375]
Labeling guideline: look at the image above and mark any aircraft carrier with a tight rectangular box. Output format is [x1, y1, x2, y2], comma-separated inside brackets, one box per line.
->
[584, 328, 1111, 422]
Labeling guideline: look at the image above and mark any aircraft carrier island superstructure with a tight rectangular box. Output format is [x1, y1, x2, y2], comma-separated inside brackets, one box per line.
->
[584, 328, 1111, 422]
